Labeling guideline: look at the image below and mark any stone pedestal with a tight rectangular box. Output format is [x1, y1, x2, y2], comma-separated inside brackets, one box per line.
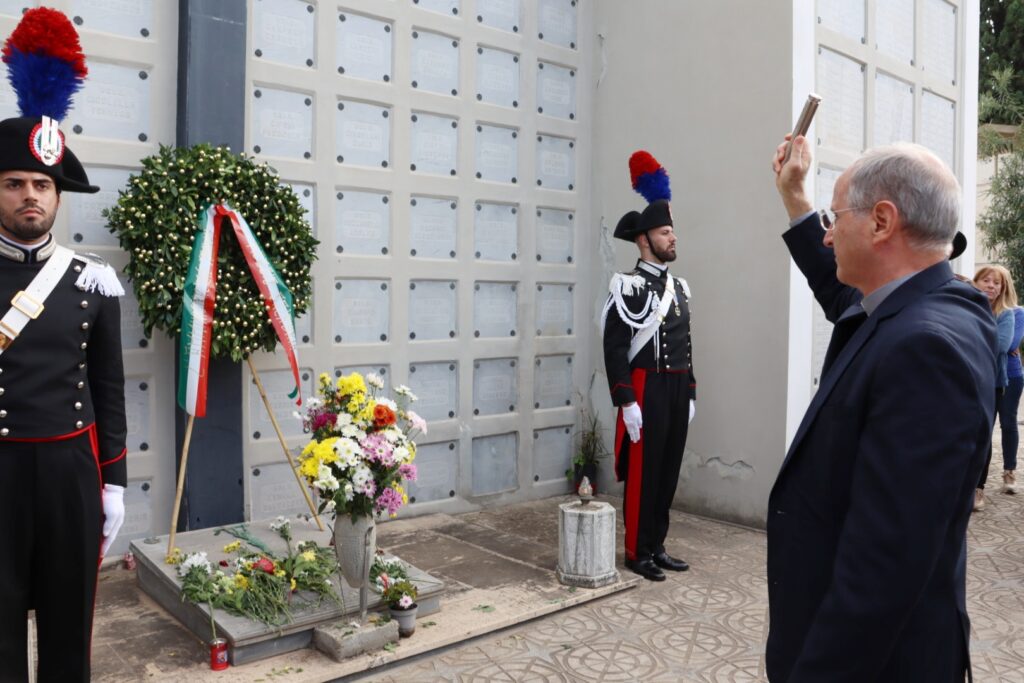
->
[557, 501, 619, 588]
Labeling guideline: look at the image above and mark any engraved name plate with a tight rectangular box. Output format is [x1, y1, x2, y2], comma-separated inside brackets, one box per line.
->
[333, 279, 391, 344]
[408, 361, 458, 422]
[536, 207, 573, 263]
[67, 60, 150, 143]
[410, 112, 458, 176]
[406, 441, 458, 504]
[253, 0, 315, 68]
[337, 11, 392, 83]
[536, 134, 575, 190]
[921, 91, 955, 171]
[816, 48, 865, 153]
[873, 72, 913, 146]
[336, 99, 391, 168]
[250, 462, 315, 520]
[474, 281, 517, 338]
[410, 196, 457, 258]
[537, 0, 576, 49]
[409, 279, 458, 341]
[249, 367, 314, 439]
[477, 0, 519, 33]
[535, 283, 573, 336]
[534, 354, 573, 409]
[471, 432, 518, 495]
[251, 86, 313, 159]
[476, 46, 519, 108]
[335, 190, 390, 256]
[474, 202, 518, 261]
[72, 0, 153, 39]
[533, 425, 572, 482]
[475, 123, 519, 183]
[922, 0, 956, 83]
[536, 61, 576, 120]
[67, 166, 134, 247]
[817, 0, 864, 42]
[124, 377, 151, 453]
[416, 0, 459, 17]
[876, 0, 914, 65]
[410, 29, 459, 96]
[473, 357, 518, 416]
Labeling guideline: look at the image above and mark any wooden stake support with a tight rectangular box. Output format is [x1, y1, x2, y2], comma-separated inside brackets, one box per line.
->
[167, 414, 195, 558]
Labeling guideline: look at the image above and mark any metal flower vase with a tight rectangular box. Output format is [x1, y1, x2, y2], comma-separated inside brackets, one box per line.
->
[333, 515, 377, 589]
[389, 604, 419, 637]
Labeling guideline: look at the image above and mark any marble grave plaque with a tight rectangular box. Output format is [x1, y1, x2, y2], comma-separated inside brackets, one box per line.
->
[295, 288, 313, 345]
[534, 354, 573, 409]
[66, 166, 134, 247]
[71, 0, 153, 38]
[0, 1, 34, 17]
[474, 281, 517, 338]
[536, 61, 576, 119]
[124, 377, 151, 454]
[249, 367, 315, 440]
[533, 425, 573, 482]
[336, 99, 391, 167]
[474, 202, 518, 261]
[108, 480, 152, 556]
[407, 361, 458, 422]
[415, 0, 459, 17]
[67, 61, 150, 143]
[817, 0, 864, 42]
[536, 207, 573, 262]
[333, 279, 391, 344]
[251, 87, 313, 159]
[252, 0, 315, 69]
[535, 283, 573, 336]
[410, 112, 458, 175]
[250, 462, 315, 520]
[409, 280, 458, 341]
[118, 275, 147, 349]
[475, 123, 519, 183]
[815, 166, 843, 212]
[873, 72, 913, 146]
[537, 0, 576, 49]
[335, 190, 390, 255]
[921, 91, 955, 171]
[876, 0, 914, 65]
[536, 134, 575, 190]
[477, 0, 519, 32]
[336, 11, 392, 83]
[471, 432, 518, 495]
[406, 441, 458, 504]
[409, 196, 457, 258]
[922, 0, 956, 83]
[476, 46, 519, 108]
[473, 357, 518, 415]
[410, 29, 459, 96]
[816, 47, 865, 152]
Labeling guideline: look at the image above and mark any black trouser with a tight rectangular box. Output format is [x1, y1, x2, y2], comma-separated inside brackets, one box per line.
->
[617, 369, 689, 561]
[978, 387, 1005, 490]
[0, 433, 102, 683]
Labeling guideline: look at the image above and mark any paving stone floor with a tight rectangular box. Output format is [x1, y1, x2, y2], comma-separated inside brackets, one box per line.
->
[354, 454, 1024, 683]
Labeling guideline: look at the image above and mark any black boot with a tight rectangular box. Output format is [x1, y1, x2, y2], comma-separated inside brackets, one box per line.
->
[625, 557, 666, 581]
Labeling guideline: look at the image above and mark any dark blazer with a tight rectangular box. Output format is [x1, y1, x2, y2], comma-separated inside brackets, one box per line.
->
[766, 215, 997, 682]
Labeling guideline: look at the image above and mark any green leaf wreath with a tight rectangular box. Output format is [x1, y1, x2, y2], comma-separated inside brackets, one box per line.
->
[103, 144, 318, 361]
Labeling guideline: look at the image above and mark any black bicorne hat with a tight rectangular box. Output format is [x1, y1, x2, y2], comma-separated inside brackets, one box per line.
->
[0, 116, 97, 193]
[615, 150, 673, 242]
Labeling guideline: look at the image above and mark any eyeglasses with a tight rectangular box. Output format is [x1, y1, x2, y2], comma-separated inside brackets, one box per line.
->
[820, 207, 869, 230]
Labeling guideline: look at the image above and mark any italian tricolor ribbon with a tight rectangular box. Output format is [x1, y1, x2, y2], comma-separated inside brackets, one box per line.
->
[178, 203, 302, 417]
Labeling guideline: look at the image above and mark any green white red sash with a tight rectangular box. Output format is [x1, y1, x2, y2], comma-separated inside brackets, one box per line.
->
[178, 203, 301, 417]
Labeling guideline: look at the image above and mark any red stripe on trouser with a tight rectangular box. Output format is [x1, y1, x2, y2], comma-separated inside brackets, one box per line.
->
[623, 368, 648, 562]
[90, 425, 102, 670]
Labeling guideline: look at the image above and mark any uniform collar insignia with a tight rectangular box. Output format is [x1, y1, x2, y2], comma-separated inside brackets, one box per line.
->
[637, 259, 668, 279]
[0, 232, 56, 263]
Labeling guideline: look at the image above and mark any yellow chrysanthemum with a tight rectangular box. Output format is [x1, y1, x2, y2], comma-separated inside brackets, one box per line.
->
[290, 578, 297, 591]
[300, 550, 316, 562]
[165, 548, 183, 565]
[222, 541, 241, 553]
[337, 372, 367, 397]
[234, 574, 249, 589]
[301, 440, 318, 457]
[313, 437, 339, 464]
[299, 456, 320, 478]
[275, 569, 286, 578]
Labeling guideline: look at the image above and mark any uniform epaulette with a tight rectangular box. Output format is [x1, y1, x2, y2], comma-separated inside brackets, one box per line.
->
[73, 252, 125, 297]
[609, 272, 646, 297]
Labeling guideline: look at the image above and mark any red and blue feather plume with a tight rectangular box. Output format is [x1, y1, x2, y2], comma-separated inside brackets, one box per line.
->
[2, 7, 87, 121]
[629, 150, 671, 203]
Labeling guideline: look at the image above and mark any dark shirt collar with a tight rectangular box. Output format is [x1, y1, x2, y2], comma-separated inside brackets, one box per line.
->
[0, 232, 56, 263]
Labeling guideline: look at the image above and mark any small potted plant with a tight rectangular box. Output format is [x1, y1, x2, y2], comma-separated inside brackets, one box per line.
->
[566, 405, 610, 494]
[381, 579, 419, 637]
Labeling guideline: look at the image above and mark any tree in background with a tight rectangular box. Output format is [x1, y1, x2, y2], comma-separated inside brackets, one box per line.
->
[980, 153, 1024, 287]
[980, 0, 1024, 126]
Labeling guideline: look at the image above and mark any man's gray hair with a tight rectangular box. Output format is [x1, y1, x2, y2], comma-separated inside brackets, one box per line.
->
[845, 143, 960, 252]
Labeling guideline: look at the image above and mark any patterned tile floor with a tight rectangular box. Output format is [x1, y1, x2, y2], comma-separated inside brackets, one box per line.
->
[356, 453, 1024, 683]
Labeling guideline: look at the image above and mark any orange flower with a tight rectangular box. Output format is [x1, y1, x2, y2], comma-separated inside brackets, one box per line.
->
[373, 404, 396, 427]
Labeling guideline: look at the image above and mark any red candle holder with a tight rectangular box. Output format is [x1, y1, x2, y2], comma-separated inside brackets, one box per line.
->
[209, 638, 229, 670]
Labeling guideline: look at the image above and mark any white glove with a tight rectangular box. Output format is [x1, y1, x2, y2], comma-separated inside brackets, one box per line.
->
[101, 484, 126, 557]
[623, 402, 643, 443]
[689, 400, 695, 424]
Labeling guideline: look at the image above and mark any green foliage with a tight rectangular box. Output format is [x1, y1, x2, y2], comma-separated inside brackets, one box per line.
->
[565, 404, 610, 482]
[980, 151, 1024, 287]
[103, 144, 318, 361]
[980, 0, 1024, 124]
[979, 67, 1024, 157]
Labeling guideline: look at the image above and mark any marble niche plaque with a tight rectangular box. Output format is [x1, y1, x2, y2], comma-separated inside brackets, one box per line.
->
[410, 196, 457, 258]
[533, 425, 572, 482]
[406, 441, 458, 504]
[333, 279, 390, 344]
[0, 2, 33, 18]
[335, 190, 390, 256]
[336, 99, 391, 168]
[536, 134, 575, 190]
[815, 166, 843, 213]
[536, 207, 573, 263]
[816, 0, 864, 43]
[922, 0, 957, 84]
[534, 354, 573, 409]
[410, 113, 458, 176]
[252, 0, 316, 69]
[475, 123, 519, 183]
[410, 29, 459, 96]
[71, 0, 153, 39]
[873, 72, 913, 147]
[472, 432, 518, 496]
[408, 279, 457, 341]
[875, 0, 914, 65]
[476, 46, 519, 108]
[408, 361, 458, 422]
[0, 75, 17, 120]
[251, 87, 313, 159]
[921, 91, 956, 171]
[118, 275, 148, 350]
[66, 166, 134, 247]
[250, 462, 316, 521]
[474, 202, 518, 261]
[473, 357, 518, 416]
[415, 0, 459, 17]
[537, 0, 577, 49]
[474, 281, 517, 338]
[537, 61, 576, 120]
[476, 0, 519, 33]
[66, 60, 150, 143]
[336, 11, 392, 83]
[109, 480, 153, 556]
[535, 283, 573, 336]
[816, 47, 865, 153]
[124, 377, 151, 454]
[249, 367, 314, 440]
[283, 181, 316, 236]
[294, 286, 313, 345]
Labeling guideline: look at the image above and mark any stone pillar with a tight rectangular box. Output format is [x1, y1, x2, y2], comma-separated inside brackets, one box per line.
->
[557, 501, 619, 588]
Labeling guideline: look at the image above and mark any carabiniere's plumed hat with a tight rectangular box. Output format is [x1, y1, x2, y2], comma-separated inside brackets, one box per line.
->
[614, 150, 673, 242]
[0, 7, 97, 194]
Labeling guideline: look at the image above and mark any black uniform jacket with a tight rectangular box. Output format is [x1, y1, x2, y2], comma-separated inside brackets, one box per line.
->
[603, 259, 696, 406]
[766, 214, 996, 682]
[0, 245, 127, 486]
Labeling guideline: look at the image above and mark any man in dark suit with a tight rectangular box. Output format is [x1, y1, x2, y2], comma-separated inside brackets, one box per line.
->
[766, 134, 996, 682]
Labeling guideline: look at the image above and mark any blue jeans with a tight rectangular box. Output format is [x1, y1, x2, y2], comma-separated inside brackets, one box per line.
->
[1001, 376, 1024, 471]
